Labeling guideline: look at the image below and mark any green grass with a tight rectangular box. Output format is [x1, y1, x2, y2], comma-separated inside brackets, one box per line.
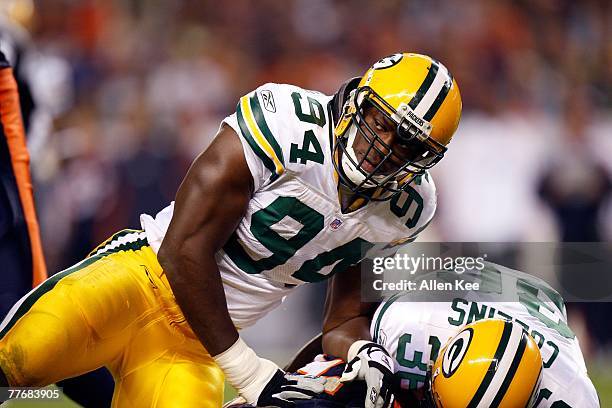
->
[223, 382, 238, 404]
[589, 359, 612, 405]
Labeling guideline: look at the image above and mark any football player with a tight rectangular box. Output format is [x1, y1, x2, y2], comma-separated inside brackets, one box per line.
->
[226, 318, 545, 408]
[0, 53, 461, 407]
[272, 262, 599, 407]
[372, 263, 599, 407]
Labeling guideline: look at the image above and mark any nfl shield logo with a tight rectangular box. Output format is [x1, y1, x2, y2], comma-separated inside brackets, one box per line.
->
[330, 218, 343, 230]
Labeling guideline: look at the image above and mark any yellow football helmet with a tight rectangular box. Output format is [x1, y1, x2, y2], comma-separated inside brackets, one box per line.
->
[333, 52, 461, 199]
[427, 319, 543, 408]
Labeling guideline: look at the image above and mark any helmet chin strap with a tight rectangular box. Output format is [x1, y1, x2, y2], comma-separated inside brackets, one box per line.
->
[340, 123, 386, 189]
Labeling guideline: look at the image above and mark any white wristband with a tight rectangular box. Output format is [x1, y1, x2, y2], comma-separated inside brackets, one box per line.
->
[213, 337, 278, 404]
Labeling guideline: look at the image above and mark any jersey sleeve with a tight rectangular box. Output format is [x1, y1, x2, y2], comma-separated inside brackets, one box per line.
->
[222, 83, 287, 192]
[402, 172, 437, 240]
[363, 174, 438, 260]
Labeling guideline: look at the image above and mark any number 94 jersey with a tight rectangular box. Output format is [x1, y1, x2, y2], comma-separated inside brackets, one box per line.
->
[140, 83, 436, 328]
[370, 263, 600, 407]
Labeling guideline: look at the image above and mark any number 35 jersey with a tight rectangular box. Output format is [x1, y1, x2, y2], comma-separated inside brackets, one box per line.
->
[140, 83, 437, 328]
[371, 263, 599, 407]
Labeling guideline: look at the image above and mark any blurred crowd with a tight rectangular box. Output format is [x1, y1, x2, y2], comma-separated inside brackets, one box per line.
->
[2, 0, 611, 347]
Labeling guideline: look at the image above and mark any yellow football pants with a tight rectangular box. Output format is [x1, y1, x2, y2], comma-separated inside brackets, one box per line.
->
[0, 230, 225, 407]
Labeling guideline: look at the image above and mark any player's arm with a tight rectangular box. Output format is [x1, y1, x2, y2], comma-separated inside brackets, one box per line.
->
[322, 264, 374, 360]
[288, 260, 390, 365]
[158, 124, 249, 356]
[158, 125, 323, 406]
[159, 125, 287, 403]
[322, 264, 397, 408]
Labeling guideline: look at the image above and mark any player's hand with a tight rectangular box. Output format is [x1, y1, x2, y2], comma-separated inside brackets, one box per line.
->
[214, 338, 325, 406]
[340, 340, 397, 408]
[256, 370, 327, 407]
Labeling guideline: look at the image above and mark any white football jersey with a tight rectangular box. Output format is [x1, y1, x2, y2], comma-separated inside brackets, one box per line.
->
[370, 263, 599, 407]
[141, 83, 437, 328]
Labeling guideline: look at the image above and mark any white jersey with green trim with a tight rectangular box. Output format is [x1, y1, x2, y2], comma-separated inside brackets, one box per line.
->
[370, 263, 599, 407]
[141, 82, 437, 328]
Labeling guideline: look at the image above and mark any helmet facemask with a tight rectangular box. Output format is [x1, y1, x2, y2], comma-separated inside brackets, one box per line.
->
[333, 86, 447, 202]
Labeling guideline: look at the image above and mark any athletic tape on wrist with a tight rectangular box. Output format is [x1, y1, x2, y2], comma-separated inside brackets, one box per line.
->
[213, 337, 278, 403]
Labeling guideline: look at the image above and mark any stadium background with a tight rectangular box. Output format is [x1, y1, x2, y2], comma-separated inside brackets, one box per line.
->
[1, 0, 610, 406]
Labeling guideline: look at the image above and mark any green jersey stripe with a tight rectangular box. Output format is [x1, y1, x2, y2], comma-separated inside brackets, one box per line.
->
[236, 101, 280, 181]
[87, 229, 146, 257]
[373, 292, 404, 343]
[249, 93, 285, 168]
[93, 238, 148, 257]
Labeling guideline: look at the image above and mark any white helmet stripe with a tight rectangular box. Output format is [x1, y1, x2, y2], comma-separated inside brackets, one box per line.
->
[413, 63, 451, 119]
[476, 322, 526, 407]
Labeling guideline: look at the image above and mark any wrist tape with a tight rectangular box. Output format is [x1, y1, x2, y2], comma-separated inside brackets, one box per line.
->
[213, 337, 278, 403]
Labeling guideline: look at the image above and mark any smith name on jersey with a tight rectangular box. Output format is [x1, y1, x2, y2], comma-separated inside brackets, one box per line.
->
[370, 262, 599, 407]
[141, 83, 437, 328]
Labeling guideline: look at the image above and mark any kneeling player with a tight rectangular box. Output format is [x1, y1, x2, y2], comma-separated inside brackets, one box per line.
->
[237, 262, 599, 407]
[370, 263, 599, 406]
[226, 319, 544, 407]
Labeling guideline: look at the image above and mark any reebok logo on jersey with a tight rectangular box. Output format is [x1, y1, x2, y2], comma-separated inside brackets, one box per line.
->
[260, 90, 276, 113]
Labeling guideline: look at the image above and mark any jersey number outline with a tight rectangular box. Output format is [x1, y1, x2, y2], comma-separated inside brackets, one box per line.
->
[463, 266, 574, 339]
[389, 186, 424, 228]
[289, 92, 326, 165]
[290, 130, 324, 165]
[291, 92, 326, 127]
[395, 333, 441, 389]
[534, 388, 571, 407]
[224, 196, 373, 283]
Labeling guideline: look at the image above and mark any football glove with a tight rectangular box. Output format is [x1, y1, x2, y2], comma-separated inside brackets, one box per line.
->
[340, 340, 397, 408]
[214, 337, 326, 407]
[256, 370, 327, 407]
